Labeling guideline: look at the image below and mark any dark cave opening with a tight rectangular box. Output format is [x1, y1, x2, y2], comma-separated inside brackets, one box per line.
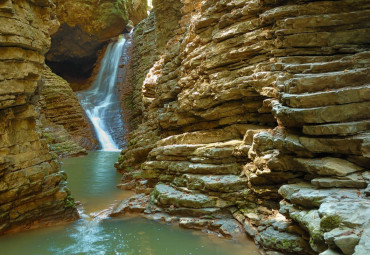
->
[45, 23, 107, 91]
[46, 57, 98, 91]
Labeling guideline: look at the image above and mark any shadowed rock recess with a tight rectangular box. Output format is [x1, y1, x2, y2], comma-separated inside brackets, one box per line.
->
[46, 0, 149, 90]
[0, 0, 78, 234]
[115, 0, 370, 254]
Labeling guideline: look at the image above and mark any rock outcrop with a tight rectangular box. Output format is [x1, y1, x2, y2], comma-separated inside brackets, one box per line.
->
[119, 12, 158, 132]
[116, 0, 370, 254]
[39, 66, 98, 156]
[0, 0, 78, 234]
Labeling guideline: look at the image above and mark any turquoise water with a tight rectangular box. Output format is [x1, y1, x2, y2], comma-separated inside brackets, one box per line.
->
[60, 151, 131, 213]
[0, 151, 259, 255]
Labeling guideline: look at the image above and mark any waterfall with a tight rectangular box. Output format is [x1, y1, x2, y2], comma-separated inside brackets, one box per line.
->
[78, 36, 126, 151]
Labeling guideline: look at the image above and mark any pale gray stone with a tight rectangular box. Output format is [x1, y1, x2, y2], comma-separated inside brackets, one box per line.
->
[311, 173, 367, 188]
[334, 234, 360, 255]
[354, 223, 370, 255]
[320, 249, 342, 255]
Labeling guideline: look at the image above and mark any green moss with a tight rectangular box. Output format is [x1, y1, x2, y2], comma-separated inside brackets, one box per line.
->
[65, 195, 76, 208]
[320, 215, 342, 231]
[159, 175, 174, 182]
[282, 239, 294, 249]
[274, 238, 299, 251]
[173, 176, 186, 187]
[50, 151, 58, 160]
[115, 0, 130, 22]
[311, 197, 324, 207]
[240, 208, 257, 215]
[134, 24, 144, 34]
[138, 169, 159, 179]
[42, 133, 54, 144]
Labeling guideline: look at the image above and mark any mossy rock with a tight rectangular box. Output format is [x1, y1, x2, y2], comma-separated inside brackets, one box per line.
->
[65, 195, 76, 208]
[320, 215, 342, 232]
[138, 169, 160, 179]
[258, 227, 310, 253]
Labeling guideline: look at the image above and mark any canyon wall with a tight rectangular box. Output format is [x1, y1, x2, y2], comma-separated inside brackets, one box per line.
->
[38, 0, 150, 154]
[38, 0, 149, 154]
[40, 66, 98, 157]
[120, 12, 157, 133]
[47, 0, 149, 90]
[116, 0, 370, 254]
[0, 0, 78, 234]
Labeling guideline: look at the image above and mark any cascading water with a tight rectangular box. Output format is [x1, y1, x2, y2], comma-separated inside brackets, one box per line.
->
[69, 37, 128, 248]
[0, 31, 260, 255]
[78, 36, 126, 151]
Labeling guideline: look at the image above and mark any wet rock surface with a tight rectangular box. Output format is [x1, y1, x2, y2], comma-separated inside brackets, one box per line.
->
[110, 192, 246, 240]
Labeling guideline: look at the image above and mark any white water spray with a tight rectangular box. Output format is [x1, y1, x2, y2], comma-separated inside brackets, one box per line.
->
[78, 36, 126, 151]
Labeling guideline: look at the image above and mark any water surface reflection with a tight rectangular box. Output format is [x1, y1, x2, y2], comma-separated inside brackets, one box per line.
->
[0, 151, 260, 255]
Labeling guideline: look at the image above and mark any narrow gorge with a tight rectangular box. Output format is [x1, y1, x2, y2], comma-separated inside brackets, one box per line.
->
[0, 0, 369, 255]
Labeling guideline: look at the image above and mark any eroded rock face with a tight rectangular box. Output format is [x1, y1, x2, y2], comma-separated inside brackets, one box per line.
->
[119, 12, 157, 132]
[119, 0, 183, 133]
[55, 0, 148, 38]
[39, 66, 99, 156]
[116, 0, 370, 253]
[0, 0, 78, 234]
[46, 0, 148, 87]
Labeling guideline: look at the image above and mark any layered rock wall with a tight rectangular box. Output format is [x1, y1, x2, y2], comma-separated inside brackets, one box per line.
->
[40, 66, 98, 156]
[117, 0, 370, 254]
[0, 0, 78, 234]
[118, 0, 187, 159]
[120, 12, 158, 133]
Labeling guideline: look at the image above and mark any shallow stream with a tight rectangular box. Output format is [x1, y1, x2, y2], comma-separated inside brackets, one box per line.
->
[0, 151, 259, 255]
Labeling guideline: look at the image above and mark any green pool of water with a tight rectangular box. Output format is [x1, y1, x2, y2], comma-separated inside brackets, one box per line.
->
[0, 151, 259, 255]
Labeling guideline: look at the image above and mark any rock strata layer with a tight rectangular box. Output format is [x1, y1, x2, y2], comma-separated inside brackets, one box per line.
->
[40, 66, 98, 156]
[0, 0, 78, 234]
[116, 0, 370, 254]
